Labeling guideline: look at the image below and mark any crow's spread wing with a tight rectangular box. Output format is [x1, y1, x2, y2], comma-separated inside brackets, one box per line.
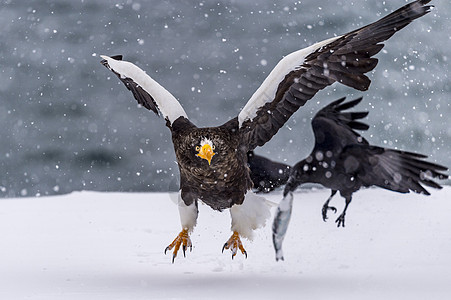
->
[311, 97, 369, 154]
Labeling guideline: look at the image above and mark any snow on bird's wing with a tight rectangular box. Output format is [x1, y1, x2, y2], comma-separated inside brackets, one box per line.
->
[238, 0, 433, 151]
[100, 55, 188, 125]
[311, 97, 369, 154]
[341, 144, 448, 195]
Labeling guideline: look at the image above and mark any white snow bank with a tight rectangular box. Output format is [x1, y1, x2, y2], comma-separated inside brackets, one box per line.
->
[0, 187, 450, 300]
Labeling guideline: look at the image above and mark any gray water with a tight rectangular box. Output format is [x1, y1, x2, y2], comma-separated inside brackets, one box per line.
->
[1, 0, 450, 198]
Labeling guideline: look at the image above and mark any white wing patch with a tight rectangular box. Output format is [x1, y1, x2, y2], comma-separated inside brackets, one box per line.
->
[100, 55, 188, 124]
[238, 36, 342, 127]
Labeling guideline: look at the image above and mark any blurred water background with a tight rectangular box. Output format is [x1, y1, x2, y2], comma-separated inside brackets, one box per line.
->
[1, 0, 450, 198]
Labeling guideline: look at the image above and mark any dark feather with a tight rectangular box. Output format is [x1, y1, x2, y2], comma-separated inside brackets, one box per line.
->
[312, 97, 370, 151]
[341, 145, 448, 194]
[247, 151, 291, 193]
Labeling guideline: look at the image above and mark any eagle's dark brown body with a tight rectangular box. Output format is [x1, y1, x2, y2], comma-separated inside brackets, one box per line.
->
[170, 117, 252, 211]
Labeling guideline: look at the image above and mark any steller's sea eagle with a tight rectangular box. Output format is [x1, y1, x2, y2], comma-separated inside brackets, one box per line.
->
[100, 0, 433, 262]
[272, 97, 448, 261]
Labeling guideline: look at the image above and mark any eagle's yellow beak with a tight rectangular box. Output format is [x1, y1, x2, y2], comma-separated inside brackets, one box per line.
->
[196, 144, 215, 165]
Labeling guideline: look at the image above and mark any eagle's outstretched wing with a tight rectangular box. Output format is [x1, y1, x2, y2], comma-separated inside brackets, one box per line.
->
[238, 0, 432, 150]
[100, 55, 188, 125]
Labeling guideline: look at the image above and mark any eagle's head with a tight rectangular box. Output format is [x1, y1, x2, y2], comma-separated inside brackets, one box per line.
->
[195, 137, 216, 165]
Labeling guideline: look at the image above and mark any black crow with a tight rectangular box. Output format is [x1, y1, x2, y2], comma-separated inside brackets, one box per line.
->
[272, 97, 448, 261]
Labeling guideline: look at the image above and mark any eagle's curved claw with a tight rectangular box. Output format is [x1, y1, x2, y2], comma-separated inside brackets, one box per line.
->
[165, 228, 192, 263]
[222, 231, 247, 259]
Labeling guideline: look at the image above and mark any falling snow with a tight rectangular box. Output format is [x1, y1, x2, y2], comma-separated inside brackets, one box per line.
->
[0, 0, 450, 198]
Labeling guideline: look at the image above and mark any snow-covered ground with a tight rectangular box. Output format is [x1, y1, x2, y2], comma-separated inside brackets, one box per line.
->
[1, 187, 450, 300]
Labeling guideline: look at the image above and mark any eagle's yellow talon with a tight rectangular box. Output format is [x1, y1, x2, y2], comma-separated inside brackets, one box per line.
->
[222, 231, 247, 259]
[165, 228, 191, 263]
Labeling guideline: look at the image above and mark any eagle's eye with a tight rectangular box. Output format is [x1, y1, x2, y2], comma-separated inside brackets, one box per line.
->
[195, 146, 200, 151]
[212, 145, 215, 150]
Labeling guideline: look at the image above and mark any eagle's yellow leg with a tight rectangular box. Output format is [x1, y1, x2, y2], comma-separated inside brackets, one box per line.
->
[164, 228, 192, 263]
[222, 231, 247, 259]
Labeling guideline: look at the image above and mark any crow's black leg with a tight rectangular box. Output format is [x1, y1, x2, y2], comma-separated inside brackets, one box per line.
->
[335, 195, 352, 228]
[322, 190, 338, 221]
